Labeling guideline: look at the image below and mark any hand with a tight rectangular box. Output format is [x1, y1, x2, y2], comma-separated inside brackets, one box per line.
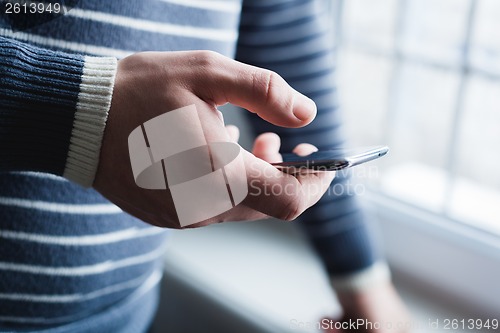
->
[93, 51, 335, 229]
[324, 281, 412, 333]
[228, 125, 324, 186]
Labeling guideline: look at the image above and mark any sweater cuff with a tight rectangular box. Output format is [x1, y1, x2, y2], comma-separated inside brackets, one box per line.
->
[330, 261, 391, 292]
[62, 56, 117, 187]
[1, 37, 82, 174]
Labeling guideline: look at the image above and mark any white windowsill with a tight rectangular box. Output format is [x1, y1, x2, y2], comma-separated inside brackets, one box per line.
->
[365, 191, 500, 318]
[381, 162, 500, 235]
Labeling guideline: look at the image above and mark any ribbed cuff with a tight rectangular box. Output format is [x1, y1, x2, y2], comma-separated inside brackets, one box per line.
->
[63, 56, 117, 187]
[1, 37, 85, 174]
[330, 261, 391, 292]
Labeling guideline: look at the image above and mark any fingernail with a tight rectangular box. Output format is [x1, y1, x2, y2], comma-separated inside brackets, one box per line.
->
[293, 93, 317, 123]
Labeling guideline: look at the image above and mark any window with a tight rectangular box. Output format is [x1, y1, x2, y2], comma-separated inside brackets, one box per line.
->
[334, 0, 500, 236]
[330, 0, 500, 315]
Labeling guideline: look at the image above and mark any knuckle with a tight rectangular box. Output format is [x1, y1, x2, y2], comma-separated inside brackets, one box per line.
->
[251, 70, 278, 105]
[195, 50, 221, 70]
[281, 193, 304, 221]
[253, 70, 294, 114]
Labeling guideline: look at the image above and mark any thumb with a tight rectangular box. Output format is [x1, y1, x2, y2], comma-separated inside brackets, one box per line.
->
[192, 51, 317, 128]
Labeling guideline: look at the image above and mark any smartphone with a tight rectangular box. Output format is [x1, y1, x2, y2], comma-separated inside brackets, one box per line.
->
[272, 145, 389, 173]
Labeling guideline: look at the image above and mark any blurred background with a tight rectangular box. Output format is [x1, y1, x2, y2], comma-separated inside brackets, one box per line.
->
[337, 0, 500, 232]
[152, 1, 500, 332]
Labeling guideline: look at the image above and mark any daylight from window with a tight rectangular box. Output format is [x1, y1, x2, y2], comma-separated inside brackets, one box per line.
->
[335, 0, 500, 235]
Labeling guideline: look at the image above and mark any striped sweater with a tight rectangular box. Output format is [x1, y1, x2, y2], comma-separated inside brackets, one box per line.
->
[0, 0, 382, 332]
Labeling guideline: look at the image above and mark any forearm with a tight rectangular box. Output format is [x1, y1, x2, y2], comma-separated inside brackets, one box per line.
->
[0, 36, 116, 186]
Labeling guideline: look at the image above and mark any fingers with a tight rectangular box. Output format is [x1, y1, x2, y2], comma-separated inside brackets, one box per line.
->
[292, 143, 318, 156]
[193, 51, 317, 128]
[242, 150, 335, 221]
[248, 136, 334, 220]
[225, 125, 240, 143]
[187, 204, 269, 228]
[252, 132, 282, 163]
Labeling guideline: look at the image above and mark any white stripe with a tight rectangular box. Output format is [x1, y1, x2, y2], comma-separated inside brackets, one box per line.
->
[0, 268, 162, 324]
[62, 55, 117, 187]
[0, 269, 162, 303]
[330, 261, 391, 291]
[68, 8, 238, 42]
[0, 227, 165, 246]
[159, 0, 240, 13]
[0, 197, 122, 214]
[0, 28, 132, 57]
[12, 172, 68, 182]
[0, 244, 166, 276]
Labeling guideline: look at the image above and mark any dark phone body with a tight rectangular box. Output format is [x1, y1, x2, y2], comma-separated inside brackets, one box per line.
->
[272, 146, 389, 173]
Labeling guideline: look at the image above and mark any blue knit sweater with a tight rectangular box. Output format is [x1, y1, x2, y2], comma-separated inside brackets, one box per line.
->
[0, 0, 381, 332]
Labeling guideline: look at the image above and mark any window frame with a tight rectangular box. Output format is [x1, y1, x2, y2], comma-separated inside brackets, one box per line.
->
[331, 0, 500, 315]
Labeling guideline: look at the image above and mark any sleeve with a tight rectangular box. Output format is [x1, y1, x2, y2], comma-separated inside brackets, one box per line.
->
[0, 36, 117, 187]
[236, 0, 389, 289]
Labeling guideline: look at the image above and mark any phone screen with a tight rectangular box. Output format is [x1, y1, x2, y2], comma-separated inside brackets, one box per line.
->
[272, 146, 389, 173]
